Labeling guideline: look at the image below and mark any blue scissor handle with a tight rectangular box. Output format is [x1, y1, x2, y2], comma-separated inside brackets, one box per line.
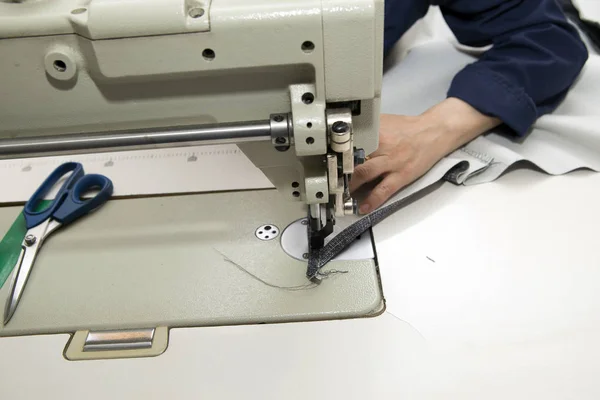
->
[52, 173, 113, 225]
[23, 162, 85, 229]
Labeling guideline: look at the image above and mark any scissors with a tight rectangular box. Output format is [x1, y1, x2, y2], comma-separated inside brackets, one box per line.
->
[3, 162, 113, 325]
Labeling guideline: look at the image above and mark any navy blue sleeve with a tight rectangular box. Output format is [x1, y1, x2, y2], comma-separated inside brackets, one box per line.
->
[433, 0, 588, 135]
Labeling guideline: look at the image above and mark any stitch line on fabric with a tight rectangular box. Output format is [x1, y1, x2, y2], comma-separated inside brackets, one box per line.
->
[459, 147, 494, 164]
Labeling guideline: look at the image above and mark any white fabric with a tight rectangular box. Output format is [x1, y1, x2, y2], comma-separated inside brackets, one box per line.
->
[574, 0, 600, 22]
[380, 6, 600, 197]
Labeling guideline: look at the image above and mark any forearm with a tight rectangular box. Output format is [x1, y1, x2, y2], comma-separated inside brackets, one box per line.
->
[417, 97, 501, 158]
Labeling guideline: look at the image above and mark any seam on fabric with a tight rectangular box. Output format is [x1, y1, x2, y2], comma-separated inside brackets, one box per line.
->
[459, 147, 494, 164]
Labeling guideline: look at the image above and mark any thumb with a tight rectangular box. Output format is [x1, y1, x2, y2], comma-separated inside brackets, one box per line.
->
[358, 172, 404, 214]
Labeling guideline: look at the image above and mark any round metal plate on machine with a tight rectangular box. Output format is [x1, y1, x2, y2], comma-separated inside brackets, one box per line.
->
[255, 224, 279, 241]
[280, 218, 375, 262]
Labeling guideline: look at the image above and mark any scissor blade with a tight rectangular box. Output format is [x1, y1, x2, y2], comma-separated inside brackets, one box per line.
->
[3, 223, 48, 325]
[3, 246, 27, 325]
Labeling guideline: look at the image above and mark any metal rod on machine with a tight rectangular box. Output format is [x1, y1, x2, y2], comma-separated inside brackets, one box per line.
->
[0, 119, 273, 158]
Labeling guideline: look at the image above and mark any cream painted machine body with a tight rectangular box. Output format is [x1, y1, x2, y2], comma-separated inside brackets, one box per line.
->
[0, 0, 383, 230]
[0, 0, 386, 360]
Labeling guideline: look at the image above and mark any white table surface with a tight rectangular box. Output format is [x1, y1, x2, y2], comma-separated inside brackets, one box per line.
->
[1, 166, 599, 399]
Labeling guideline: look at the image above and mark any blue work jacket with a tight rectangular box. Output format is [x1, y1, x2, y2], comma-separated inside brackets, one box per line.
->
[384, 0, 589, 135]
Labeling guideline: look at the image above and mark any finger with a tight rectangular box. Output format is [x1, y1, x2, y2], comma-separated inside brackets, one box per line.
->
[368, 146, 389, 159]
[358, 172, 404, 214]
[349, 156, 392, 193]
[369, 138, 399, 159]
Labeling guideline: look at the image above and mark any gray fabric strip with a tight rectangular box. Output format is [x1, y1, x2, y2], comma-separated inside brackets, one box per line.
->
[306, 161, 469, 281]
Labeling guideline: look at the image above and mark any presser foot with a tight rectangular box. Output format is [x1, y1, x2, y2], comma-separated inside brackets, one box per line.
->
[307, 205, 334, 250]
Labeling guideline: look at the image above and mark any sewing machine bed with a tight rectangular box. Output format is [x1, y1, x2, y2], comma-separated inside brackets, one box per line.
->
[0, 189, 384, 339]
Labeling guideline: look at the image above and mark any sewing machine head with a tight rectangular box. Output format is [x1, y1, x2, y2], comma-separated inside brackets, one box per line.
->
[0, 0, 383, 247]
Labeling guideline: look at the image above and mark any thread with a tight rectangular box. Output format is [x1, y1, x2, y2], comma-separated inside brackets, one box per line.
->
[214, 249, 347, 290]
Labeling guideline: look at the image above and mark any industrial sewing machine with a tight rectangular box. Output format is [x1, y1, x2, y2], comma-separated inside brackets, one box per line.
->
[0, 0, 383, 249]
[0, 0, 385, 359]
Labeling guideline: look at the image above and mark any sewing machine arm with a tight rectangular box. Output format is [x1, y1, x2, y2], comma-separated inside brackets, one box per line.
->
[0, 0, 384, 246]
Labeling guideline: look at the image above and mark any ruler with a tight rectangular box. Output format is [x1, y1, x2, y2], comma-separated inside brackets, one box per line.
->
[0, 145, 273, 204]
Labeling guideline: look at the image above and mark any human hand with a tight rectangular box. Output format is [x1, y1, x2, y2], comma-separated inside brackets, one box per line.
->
[350, 98, 501, 213]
